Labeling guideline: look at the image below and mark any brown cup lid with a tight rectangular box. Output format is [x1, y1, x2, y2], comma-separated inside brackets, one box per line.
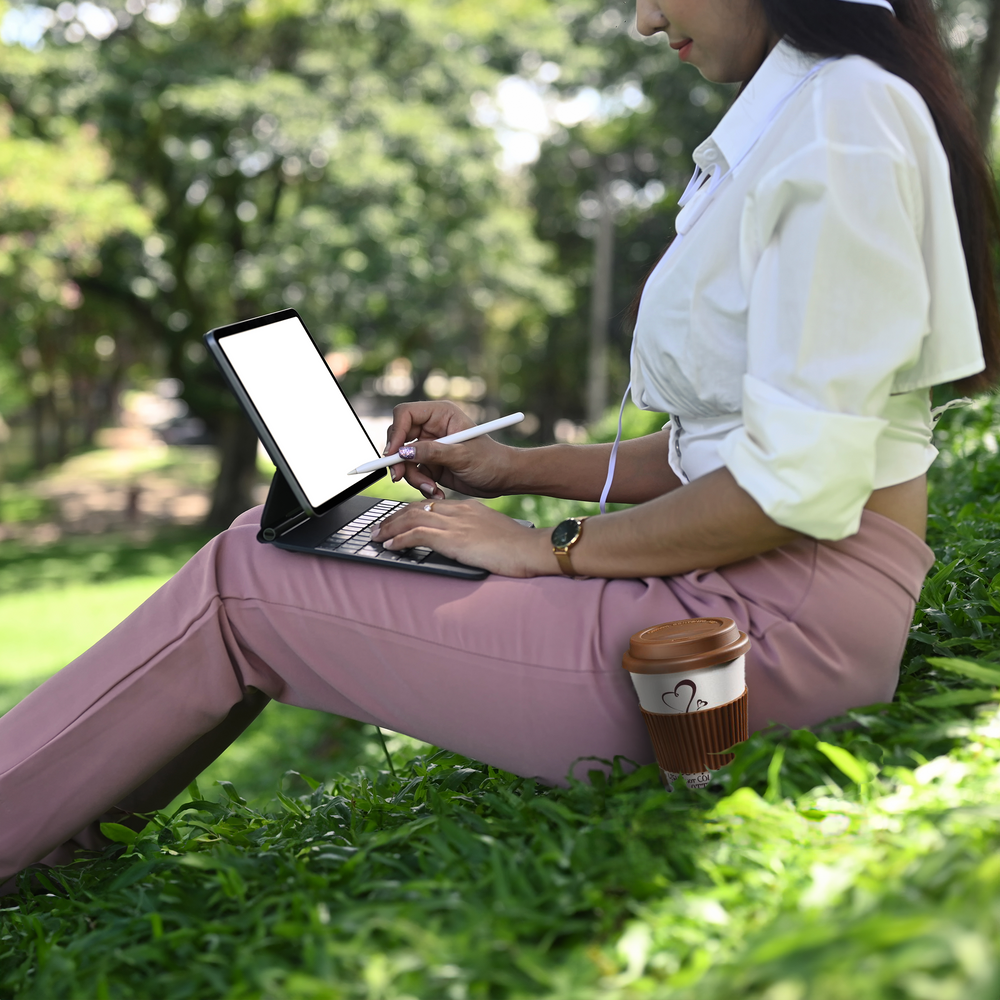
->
[622, 616, 750, 674]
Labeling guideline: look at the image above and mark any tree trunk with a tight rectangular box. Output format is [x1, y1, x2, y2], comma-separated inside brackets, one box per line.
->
[587, 174, 615, 426]
[54, 403, 69, 464]
[0, 415, 8, 524]
[205, 411, 261, 531]
[31, 394, 47, 470]
[974, 0, 1000, 151]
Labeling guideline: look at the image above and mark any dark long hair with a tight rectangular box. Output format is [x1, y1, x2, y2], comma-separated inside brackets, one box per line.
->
[631, 0, 1000, 394]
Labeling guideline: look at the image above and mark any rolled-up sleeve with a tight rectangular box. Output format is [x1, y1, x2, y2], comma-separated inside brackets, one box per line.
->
[719, 139, 932, 539]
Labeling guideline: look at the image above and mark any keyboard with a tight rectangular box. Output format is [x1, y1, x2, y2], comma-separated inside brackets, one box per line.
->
[316, 498, 435, 565]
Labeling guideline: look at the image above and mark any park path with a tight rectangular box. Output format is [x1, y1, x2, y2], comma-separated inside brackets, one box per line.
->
[0, 433, 224, 545]
[0, 398, 394, 545]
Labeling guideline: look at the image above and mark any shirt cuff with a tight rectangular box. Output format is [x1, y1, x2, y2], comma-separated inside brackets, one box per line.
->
[718, 375, 888, 540]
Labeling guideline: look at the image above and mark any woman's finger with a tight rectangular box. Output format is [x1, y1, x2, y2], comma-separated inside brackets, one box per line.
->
[416, 476, 446, 500]
[389, 456, 445, 498]
[384, 401, 473, 456]
[380, 527, 433, 550]
[372, 501, 442, 540]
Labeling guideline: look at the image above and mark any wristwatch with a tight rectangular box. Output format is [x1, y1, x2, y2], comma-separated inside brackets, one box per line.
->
[551, 517, 586, 577]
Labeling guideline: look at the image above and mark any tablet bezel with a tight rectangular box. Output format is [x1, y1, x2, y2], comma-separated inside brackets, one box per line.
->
[204, 308, 386, 517]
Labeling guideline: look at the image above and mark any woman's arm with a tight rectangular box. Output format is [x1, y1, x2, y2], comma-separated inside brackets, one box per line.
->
[372, 465, 800, 579]
[503, 433, 683, 505]
[544, 465, 801, 577]
[383, 400, 683, 504]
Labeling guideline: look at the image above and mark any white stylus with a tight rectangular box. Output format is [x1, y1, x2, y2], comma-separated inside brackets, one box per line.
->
[348, 411, 526, 475]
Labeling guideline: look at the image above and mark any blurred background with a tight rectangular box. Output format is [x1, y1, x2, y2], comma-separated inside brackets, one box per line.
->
[1, 0, 998, 794]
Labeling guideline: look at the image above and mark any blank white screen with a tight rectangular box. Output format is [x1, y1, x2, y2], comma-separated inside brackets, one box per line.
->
[219, 316, 379, 508]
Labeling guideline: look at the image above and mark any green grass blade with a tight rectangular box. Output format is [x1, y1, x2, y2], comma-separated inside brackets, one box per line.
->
[927, 657, 1000, 685]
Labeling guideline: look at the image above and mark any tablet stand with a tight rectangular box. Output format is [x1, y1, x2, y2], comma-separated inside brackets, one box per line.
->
[258, 469, 311, 541]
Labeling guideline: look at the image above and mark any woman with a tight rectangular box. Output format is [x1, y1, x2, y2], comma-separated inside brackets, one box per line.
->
[1, 0, 997, 885]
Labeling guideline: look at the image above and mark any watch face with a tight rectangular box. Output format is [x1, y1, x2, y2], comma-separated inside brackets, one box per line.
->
[551, 518, 581, 548]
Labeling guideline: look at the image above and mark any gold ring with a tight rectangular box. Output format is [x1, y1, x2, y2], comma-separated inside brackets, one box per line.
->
[424, 501, 435, 513]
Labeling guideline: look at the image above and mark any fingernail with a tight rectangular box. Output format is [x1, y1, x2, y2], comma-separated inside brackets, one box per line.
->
[419, 482, 434, 497]
[391, 468, 401, 482]
[398, 444, 416, 461]
[382, 536, 393, 549]
[433, 488, 445, 500]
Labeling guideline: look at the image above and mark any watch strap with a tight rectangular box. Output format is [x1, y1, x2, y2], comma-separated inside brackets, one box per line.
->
[552, 517, 586, 577]
[554, 548, 577, 576]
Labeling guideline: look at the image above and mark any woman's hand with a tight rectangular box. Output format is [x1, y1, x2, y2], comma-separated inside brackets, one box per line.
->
[370, 467, 804, 580]
[371, 498, 554, 578]
[383, 401, 521, 500]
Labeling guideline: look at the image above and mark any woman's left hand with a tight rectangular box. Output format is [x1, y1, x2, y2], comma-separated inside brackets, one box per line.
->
[371, 499, 554, 578]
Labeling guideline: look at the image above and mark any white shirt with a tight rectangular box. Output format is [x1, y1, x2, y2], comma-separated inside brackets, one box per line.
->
[631, 40, 984, 539]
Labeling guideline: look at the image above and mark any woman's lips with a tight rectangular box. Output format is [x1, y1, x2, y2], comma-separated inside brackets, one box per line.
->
[672, 38, 693, 61]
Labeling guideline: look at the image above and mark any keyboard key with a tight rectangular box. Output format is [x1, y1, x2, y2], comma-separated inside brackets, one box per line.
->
[317, 502, 410, 557]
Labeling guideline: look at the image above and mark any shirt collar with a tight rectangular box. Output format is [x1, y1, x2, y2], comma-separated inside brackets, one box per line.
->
[692, 40, 821, 173]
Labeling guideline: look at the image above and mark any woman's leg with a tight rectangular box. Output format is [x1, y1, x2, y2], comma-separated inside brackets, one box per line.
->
[0, 506, 933, 882]
[0, 508, 684, 881]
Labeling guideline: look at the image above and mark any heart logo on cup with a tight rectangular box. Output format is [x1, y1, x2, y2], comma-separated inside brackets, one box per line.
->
[662, 679, 697, 714]
[696, 699, 708, 709]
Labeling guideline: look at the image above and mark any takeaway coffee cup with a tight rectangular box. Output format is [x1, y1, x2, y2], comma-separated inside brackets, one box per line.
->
[623, 617, 750, 791]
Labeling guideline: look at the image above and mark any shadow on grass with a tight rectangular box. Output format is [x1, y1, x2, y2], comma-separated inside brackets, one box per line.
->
[193, 705, 386, 808]
[0, 525, 214, 596]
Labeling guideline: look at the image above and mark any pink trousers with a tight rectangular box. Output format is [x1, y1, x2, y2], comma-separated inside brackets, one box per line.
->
[0, 506, 933, 881]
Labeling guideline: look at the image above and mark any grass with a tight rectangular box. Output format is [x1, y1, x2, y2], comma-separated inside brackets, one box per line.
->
[0, 576, 174, 683]
[0, 482, 55, 524]
[2, 401, 1000, 997]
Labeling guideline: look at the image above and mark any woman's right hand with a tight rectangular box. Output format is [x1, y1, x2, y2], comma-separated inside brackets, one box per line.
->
[382, 400, 521, 500]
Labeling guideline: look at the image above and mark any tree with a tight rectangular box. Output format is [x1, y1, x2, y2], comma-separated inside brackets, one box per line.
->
[0, 88, 151, 472]
[1, 0, 573, 526]
[972, 0, 1000, 149]
[921, 0, 1000, 150]
[518, 4, 731, 435]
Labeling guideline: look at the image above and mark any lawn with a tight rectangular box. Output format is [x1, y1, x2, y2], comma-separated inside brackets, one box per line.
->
[2, 402, 1000, 998]
[0, 577, 174, 685]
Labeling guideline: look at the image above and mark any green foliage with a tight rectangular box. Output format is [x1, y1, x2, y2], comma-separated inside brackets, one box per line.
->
[0, 481, 53, 523]
[0, 105, 150, 277]
[0, 0, 584, 512]
[3, 732, 1000, 998]
[527, 10, 730, 431]
[0, 526, 211, 596]
[0, 0, 739, 516]
[0, 91, 152, 468]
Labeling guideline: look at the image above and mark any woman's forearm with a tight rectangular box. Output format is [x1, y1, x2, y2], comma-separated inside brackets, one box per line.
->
[506, 430, 683, 505]
[523, 465, 801, 578]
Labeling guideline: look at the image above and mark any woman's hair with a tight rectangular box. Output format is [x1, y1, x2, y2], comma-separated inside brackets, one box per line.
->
[759, 0, 1000, 393]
